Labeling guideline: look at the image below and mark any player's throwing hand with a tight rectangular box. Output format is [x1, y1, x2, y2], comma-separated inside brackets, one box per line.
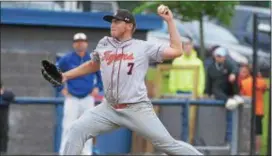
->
[157, 4, 173, 22]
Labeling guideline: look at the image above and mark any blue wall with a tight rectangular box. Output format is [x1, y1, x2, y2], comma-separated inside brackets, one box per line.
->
[1, 8, 163, 30]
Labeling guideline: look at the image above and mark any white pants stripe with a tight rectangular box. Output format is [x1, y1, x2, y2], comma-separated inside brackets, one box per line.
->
[59, 95, 95, 155]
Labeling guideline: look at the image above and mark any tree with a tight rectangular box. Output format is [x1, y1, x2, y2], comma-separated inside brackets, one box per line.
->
[133, 1, 239, 60]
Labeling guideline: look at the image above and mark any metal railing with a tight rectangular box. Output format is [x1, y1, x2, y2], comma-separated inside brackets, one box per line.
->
[12, 97, 241, 155]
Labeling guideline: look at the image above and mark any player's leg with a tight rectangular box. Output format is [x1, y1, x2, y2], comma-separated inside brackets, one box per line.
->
[79, 96, 95, 155]
[60, 101, 120, 155]
[120, 101, 203, 155]
[59, 96, 80, 154]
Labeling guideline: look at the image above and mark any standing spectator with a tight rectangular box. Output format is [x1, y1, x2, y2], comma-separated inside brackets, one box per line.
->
[204, 45, 239, 71]
[204, 45, 220, 70]
[0, 81, 15, 154]
[169, 36, 205, 96]
[204, 46, 244, 109]
[168, 36, 205, 144]
[204, 47, 244, 143]
[239, 65, 267, 154]
[57, 33, 103, 155]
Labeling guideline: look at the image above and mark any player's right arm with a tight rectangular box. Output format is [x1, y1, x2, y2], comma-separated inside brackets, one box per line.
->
[62, 60, 100, 82]
[146, 5, 182, 63]
[157, 5, 183, 60]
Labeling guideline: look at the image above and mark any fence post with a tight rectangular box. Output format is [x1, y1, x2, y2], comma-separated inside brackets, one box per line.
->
[181, 100, 190, 142]
[230, 106, 240, 155]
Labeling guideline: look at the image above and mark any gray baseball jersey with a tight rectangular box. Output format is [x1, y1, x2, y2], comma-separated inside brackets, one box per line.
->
[91, 36, 167, 105]
[61, 36, 203, 155]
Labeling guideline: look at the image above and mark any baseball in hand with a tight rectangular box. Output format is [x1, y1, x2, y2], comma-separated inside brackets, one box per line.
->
[157, 4, 173, 21]
[157, 4, 169, 15]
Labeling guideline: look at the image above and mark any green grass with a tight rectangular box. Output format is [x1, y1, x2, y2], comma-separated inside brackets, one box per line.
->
[261, 80, 270, 155]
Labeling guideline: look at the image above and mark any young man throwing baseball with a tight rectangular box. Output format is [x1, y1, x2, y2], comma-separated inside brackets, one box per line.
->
[59, 5, 202, 155]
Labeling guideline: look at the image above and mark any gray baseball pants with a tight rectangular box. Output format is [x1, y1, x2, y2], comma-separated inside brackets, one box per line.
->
[60, 101, 203, 155]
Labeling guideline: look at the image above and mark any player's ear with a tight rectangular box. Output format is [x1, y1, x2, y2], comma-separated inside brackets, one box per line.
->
[132, 25, 136, 33]
[128, 23, 135, 34]
[84, 41, 88, 46]
[72, 42, 76, 48]
[126, 23, 132, 30]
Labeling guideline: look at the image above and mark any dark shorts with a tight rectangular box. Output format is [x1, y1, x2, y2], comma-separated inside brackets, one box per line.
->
[255, 115, 263, 135]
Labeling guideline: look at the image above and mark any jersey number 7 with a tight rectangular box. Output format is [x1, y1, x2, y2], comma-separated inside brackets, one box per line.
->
[127, 62, 134, 75]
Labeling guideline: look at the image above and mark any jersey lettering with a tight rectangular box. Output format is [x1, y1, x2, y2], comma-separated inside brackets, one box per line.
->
[102, 51, 134, 65]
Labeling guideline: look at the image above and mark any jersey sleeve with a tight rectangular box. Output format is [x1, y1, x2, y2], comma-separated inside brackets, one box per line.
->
[90, 37, 107, 63]
[90, 52, 100, 63]
[145, 42, 168, 63]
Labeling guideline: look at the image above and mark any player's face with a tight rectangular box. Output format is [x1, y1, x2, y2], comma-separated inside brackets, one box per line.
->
[73, 40, 88, 53]
[183, 41, 193, 55]
[110, 19, 133, 38]
[214, 55, 226, 63]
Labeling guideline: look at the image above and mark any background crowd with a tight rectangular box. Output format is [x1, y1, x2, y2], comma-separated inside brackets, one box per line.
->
[0, 1, 270, 155]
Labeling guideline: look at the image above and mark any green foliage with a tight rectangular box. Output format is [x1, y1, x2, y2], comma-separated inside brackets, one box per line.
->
[133, 1, 239, 26]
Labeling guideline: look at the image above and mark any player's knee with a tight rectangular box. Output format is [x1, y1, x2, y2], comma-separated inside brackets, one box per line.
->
[66, 122, 90, 142]
[152, 135, 176, 149]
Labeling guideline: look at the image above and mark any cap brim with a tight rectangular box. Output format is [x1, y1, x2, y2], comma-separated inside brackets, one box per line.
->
[73, 39, 87, 42]
[103, 15, 125, 23]
[215, 54, 225, 57]
[103, 15, 114, 23]
[103, 15, 122, 23]
[214, 53, 226, 57]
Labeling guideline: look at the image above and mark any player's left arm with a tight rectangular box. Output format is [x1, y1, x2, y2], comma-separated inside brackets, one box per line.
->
[55, 55, 67, 92]
[158, 5, 183, 60]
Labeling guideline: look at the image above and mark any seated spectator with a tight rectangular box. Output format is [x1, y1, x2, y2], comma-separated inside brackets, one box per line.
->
[204, 46, 244, 109]
[0, 81, 15, 154]
[239, 65, 267, 154]
[169, 36, 205, 96]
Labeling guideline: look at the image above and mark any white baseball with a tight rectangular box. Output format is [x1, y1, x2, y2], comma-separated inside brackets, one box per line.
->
[157, 4, 168, 14]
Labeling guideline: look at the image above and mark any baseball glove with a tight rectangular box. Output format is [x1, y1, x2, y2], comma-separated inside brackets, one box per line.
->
[41, 60, 63, 87]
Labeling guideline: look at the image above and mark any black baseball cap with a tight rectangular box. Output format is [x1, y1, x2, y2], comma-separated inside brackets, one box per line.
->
[103, 9, 136, 26]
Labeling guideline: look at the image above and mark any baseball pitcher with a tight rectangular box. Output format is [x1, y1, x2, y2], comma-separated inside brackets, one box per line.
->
[42, 5, 203, 155]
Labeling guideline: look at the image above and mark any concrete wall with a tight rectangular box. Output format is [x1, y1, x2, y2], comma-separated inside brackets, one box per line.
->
[1, 52, 56, 154]
[1, 25, 147, 54]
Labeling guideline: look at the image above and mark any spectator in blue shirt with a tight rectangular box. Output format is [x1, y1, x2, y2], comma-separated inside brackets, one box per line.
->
[57, 33, 103, 155]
